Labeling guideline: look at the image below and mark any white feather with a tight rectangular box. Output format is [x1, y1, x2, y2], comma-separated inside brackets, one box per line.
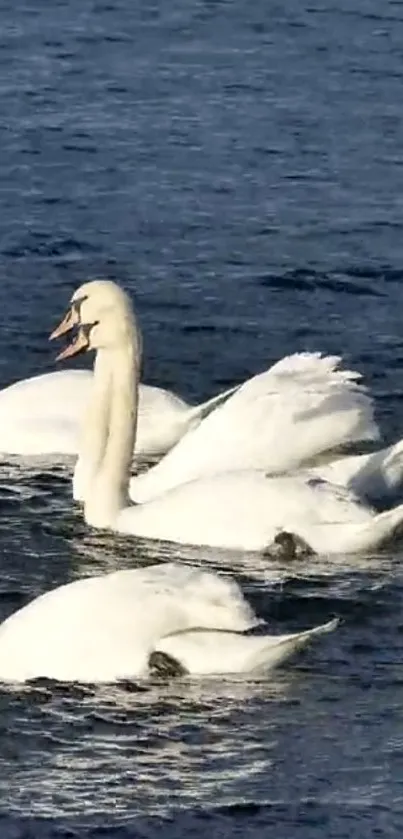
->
[129, 352, 378, 503]
[156, 618, 339, 675]
[0, 370, 235, 457]
[0, 564, 336, 683]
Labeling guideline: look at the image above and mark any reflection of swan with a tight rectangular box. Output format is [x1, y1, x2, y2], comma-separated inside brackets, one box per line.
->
[52, 281, 403, 554]
[0, 369, 234, 457]
[0, 563, 338, 682]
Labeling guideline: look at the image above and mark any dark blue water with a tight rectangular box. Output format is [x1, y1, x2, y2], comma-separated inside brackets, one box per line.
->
[1, 0, 403, 836]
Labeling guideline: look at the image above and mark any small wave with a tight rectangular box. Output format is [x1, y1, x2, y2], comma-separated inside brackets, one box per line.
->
[258, 268, 386, 298]
[2, 236, 98, 260]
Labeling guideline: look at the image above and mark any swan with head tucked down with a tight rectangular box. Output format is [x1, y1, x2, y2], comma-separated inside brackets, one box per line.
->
[51, 280, 403, 555]
[0, 562, 338, 682]
[0, 368, 235, 457]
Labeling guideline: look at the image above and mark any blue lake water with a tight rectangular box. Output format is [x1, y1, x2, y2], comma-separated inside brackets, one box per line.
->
[1, 0, 403, 836]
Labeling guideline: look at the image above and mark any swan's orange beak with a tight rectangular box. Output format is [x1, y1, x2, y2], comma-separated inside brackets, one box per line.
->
[55, 326, 90, 362]
[49, 305, 78, 341]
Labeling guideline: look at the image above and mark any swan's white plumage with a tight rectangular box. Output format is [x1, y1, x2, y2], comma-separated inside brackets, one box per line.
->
[128, 352, 379, 503]
[0, 369, 234, 457]
[311, 439, 403, 505]
[59, 279, 403, 556]
[0, 370, 86, 455]
[156, 618, 338, 675]
[116, 472, 403, 554]
[2, 365, 401, 509]
[0, 564, 336, 682]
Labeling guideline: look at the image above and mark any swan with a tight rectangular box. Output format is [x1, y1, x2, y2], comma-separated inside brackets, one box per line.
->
[3, 369, 403, 510]
[57, 293, 380, 504]
[0, 562, 338, 682]
[51, 280, 403, 554]
[0, 368, 235, 457]
[49, 284, 403, 508]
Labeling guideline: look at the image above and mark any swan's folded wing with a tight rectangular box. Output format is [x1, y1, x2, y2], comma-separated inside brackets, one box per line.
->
[130, 353, 379, 502]
[154, 618, 339, 675]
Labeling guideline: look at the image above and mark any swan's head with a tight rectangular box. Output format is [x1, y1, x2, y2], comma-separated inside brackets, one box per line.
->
[50, 280, 142, 361]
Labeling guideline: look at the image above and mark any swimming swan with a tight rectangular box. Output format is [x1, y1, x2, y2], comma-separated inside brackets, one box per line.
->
[51, 280, 403, 555]
[58, 286, 380, 504]
[2, 367, 402, 508]
[0, 368, 234, 457]
[0, 563, 338, 683]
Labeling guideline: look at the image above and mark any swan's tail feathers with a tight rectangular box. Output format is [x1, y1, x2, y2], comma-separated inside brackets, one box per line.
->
[341, 504, 403, 554]
[154, 618, 339, 675]
[252, 617, 340, 672]
[189, 384, 239, 425]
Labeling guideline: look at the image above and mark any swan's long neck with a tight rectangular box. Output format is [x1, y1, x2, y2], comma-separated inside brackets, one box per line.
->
[73, 351, 113, 502]
[83, 327, 141, 528]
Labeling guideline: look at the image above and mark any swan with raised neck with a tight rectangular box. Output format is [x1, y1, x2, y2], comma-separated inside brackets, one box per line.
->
[50, 280, 403, 555]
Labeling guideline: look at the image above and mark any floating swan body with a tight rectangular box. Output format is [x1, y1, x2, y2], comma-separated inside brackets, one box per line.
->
[115, 472, 403, 554]
[0, 369, 235, 457]
[52, 280, 403, 555]
[0, 563, 337, 682]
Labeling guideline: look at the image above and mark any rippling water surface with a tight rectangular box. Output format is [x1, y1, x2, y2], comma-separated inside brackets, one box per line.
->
[1, 0, 403, 836]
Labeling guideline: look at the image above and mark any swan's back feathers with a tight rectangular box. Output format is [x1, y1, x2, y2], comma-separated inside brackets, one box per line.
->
[129, 353, 378, 502]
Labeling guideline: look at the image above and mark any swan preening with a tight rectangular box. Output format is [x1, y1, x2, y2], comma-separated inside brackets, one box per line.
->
[0, 563, 338, 682]
[50, 280, 403, 555]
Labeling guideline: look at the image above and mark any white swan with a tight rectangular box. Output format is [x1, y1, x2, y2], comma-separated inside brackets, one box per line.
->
[0, 562, 338, 682]
[0, 372, 235, 457]
[3, 369, 403, 510]
[51, 280, 403, 554]
[60, 293, 380, 504]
